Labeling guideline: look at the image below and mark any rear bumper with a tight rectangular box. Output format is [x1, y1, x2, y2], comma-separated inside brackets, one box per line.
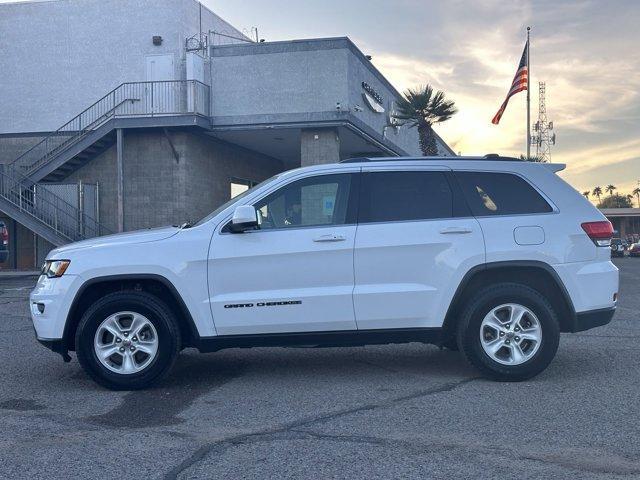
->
[553, 260, 618, 313]
[569, 306, 616, 332]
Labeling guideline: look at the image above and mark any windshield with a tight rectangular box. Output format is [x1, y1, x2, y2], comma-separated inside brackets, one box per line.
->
[194, 174, 282, 226]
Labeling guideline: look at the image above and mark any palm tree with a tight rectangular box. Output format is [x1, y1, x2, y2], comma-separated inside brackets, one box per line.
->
[582, 191, 590, 200]
[393, 85, 457, 156]
[633, 187, 640, 207]
[592, 186, 603, 203]
[606, 184, 617, 197]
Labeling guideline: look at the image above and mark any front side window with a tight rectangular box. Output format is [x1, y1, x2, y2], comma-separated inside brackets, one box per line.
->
[358, 171, 454, 223]
[455, 172, 553, 216]
[254, 174, 354, 230]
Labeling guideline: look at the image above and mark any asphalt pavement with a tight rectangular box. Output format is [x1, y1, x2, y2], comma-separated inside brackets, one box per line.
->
[0, 258, 638, 479]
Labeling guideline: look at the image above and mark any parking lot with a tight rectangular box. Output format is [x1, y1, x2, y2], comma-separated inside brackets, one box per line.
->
[0, 258, 638, 479]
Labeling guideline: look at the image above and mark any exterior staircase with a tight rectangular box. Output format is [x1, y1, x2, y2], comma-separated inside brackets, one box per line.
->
[0, 164, 109, 246]
[3, 80, 210, 246]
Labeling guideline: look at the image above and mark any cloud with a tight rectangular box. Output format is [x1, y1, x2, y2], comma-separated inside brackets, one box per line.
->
[362, 0, 640, 190]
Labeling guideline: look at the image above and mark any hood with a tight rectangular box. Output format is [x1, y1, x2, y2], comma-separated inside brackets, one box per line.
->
[49, 226, 181, 257]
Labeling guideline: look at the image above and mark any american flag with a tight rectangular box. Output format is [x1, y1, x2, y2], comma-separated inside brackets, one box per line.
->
[492, 41, 529, 125]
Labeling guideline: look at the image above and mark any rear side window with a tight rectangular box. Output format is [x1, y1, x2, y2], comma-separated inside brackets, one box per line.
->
[455, 172, 552, 216]
[359, 171, 453, 223]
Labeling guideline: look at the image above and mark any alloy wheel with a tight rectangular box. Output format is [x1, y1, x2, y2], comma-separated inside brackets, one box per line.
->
[93, 311, 159, 374]
[479, 303, 542, 366]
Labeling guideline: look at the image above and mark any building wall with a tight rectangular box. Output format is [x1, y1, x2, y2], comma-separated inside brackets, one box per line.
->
[180, 133, 284, 222]
[0, 134, 48, 164]
[211, 44, 349, 120]
[346, 52, 418, 156]
[0, 0, 246, 134]
[209, 38, 451, 157]
[65, 129, 283, 232]
[0, 216, 50, 270]
[301, 128, 341, 166]
[65, 144, 119, 232]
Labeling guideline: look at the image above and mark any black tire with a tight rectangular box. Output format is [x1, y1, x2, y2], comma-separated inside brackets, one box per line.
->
[456, 283, 560, 382]
[75, 291, 181, 390]
[441, 336, 459, 351]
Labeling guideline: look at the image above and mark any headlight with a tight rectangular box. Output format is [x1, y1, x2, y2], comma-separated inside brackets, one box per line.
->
[41, 260, 71, 278]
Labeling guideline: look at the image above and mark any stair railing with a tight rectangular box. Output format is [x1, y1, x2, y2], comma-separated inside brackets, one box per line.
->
[0, 164, 111, 242]
[11, 80, 210, 176]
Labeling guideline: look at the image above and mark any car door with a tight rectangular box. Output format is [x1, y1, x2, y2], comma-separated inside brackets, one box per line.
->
[208, 170, 359, 335]
[353, 166, 485, 330]
[454, 170, 558, 262]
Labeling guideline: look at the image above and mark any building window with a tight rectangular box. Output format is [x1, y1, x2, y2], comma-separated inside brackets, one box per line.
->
[230, 178, 256, 199]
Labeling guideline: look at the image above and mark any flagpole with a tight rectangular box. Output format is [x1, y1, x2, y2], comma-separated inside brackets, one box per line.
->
[526, 26, 531, 158]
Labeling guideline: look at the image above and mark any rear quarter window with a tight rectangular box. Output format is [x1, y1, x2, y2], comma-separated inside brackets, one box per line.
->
[455, 171, 553, 216]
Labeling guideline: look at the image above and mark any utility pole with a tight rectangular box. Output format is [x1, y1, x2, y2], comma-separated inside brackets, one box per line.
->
[531, 82, 556, 162]
[526, 27, 531, 158]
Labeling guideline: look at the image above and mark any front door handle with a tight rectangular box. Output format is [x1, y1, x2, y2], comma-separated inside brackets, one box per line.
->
[439, 227, 473, 235]
[313, 234, 346, 242]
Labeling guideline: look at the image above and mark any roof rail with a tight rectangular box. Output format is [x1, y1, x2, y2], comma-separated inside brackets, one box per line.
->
[339, 157, 373, 163]
[340, 154, 524, 164]
[483, 154, 523, 161]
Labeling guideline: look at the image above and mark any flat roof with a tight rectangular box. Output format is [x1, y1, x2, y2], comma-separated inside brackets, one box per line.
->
[600, 208, 640, 217]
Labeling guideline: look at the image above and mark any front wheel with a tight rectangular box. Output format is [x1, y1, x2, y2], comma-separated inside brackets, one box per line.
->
[457, 283, 560, 382]
[76, 291, 181, 390]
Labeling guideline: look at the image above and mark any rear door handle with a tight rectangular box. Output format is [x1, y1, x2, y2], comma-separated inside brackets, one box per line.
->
[439, 227, 473, 235]
[313, 234, 346, 242]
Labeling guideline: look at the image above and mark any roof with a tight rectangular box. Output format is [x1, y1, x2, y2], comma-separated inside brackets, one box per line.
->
[600, 208, 640, 217]
[339, 155, 567, 172]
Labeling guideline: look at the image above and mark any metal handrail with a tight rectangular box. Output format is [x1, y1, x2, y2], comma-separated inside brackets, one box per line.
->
[4, 80, 209, 244]
[19, 98, 139, 176]
[0, 164, 112, 242]
[11, 80, 211, 173]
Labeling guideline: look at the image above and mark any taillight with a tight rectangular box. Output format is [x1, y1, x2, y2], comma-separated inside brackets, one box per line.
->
[581, 221, 614, 246]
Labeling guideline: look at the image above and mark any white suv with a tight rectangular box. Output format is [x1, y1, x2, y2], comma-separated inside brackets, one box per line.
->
[30, 156, 618, 389]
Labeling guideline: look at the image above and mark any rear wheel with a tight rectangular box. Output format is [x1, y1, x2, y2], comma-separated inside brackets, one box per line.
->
[457, 283, 560, 381]
[76, 291, 181, 390]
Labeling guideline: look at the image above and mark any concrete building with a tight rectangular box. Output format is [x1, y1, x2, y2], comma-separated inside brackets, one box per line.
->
[0, 0, 454, 270]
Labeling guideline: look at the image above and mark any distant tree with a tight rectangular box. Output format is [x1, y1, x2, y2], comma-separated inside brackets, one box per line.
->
[597, 194, 632, 209]
[633, 187, 640, 207]
[606, 184, 617, 196]
[393, 85, 457, 156]
[592, 186, 603, 203]
[518, 154, 545, 163]
[582, 191, 590, 200]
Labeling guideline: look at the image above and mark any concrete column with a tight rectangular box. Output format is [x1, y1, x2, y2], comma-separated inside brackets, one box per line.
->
[300, 128, 340, 167]
[116, 128, 124, 232]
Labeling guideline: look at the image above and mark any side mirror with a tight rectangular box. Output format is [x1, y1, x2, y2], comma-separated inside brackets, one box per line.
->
[230, 205, 260, 233]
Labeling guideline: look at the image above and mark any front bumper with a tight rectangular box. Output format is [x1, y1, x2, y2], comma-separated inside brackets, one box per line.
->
[36, 337, 71, 362]
[30, 274, 82, 340]
[569, 306, 616, 332]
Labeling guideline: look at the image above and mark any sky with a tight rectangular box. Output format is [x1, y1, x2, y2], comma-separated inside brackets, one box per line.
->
[204, 0, 640, 199]
[1, 0, 637, 197]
